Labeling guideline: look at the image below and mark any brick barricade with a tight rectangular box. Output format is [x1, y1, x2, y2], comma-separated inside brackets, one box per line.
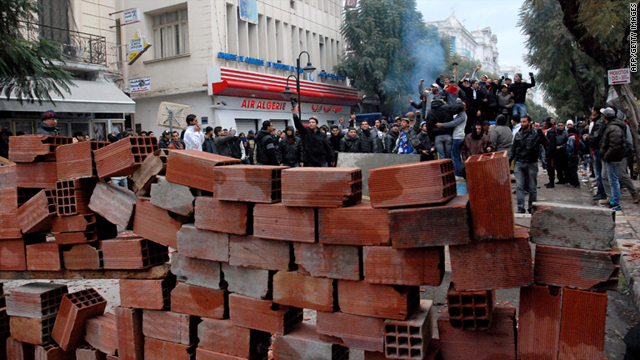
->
[101, 238, 168, 269]
[120, 279, 172, 310]
[363, 246, 444, 286]
[9, 135, 72, 162]
[337, 281, 419, 320]
[281, 168, 362, 207]
[368, 159, 456, 208]
[177, 224, 229, 262]
[213, 165, 286, 203]
[26, 243, 63, 271]
[149, 176, 195, 216]
[171, 282, 227, 319]
[132, 198, 184, 249]
[93, 137, 158, 178]
[56, 141, 109, 181]
[17, 189, 56, 234]
[319, 203, 389, 246]
[195, 197, 251, 235]
[559, 289, 607, 360]
[15, 162, 58, 188]
[446, 284, 494, 330]
[51, 289, 107, 351]
[273, 323, 348, 360]
[6, 283, 68, 319]
[254, 203, 316, 243]
[316, 311, 385, 352]
[84, 313, 118, 355]
[55, 178, 97, 216]
[165, 150, 240, 191]
[88, 182, 137, 228]
[229, 294, 302, 335]
[143, 310, 197, 345]
[294, 242, 360, 280]
[518, 285, 562, 360]
[198, 318, 270, 358]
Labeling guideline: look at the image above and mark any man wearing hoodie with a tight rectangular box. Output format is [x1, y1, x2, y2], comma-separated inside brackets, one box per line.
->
[461, 123, 492, 161]
[510, 72, 536, 117]
[357, 121, 377, 153]
[417, 121, 436, 161]
[291, 106, 333, 167]
[600, 107, 628, 210]
[279, 126, 303, 167]
[427, 95, 464, 159]
[256, 121, 279, 165]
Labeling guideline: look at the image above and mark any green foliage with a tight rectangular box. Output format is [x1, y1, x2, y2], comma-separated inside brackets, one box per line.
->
[525, 98, 554, 123]
[334, 0, 444, 115]
[0, 0, 72, 104]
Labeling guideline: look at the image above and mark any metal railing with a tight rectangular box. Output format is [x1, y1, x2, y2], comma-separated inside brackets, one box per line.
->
[22, 21, 107, 67]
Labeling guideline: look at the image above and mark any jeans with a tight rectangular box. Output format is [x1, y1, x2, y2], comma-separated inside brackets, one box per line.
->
[593, 150, 605, 195]
[539, 147, 547, 169]
[513, 103, 527, 117]
[514, 161, 538, 212]
[451, 139, 464, 177]
[606, 161, 621, 205]
[603, 157, 638, 198]
[567, 155, 580, 186]
[435, 135, 453, 160]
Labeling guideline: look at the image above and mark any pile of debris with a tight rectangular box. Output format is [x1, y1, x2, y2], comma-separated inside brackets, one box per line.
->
[0, 135, 619, 359]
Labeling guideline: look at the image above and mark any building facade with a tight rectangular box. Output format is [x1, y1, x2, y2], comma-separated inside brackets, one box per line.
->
[499, 65, 522, 80]
[0, 0, 134, 141]
[117, 0, 356, 135]
[426, 13, 500, 75]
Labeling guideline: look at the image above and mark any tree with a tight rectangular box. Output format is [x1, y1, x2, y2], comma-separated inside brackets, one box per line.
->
[0, 0, 72, 104]
[334, 0, 445, 115]
[525, 98, 556, 122]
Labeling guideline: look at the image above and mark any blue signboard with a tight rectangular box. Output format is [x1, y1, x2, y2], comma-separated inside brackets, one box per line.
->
[240, 0, 258, 24]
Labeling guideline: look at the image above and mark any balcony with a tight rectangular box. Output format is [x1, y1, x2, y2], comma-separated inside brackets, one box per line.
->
[22, 21, 107, 67]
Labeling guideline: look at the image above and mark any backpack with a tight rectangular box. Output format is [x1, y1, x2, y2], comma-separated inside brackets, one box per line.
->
[566, 134, 582, 156]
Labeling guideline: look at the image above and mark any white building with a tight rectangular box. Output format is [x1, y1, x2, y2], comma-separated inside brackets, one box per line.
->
[499, 65, 523, 80]
[116, 0, 357, 135]
[0, 0, 134, 140]
[426, 13, 500, 75]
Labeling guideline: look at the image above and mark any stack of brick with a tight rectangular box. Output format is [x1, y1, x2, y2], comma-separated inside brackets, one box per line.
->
[517, 202, 619, 360]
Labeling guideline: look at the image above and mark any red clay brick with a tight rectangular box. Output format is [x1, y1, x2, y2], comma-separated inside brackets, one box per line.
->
[363, 246, 444, 286]
[85, 313, 118, 356]
[445, 284, 494, 330]
[534, 245, 620, 291]
[450, 230, 533, 291]
[293, 243, 360, 280]
[75, 344, 105, 360]
[93, 137, 157, 178]
[26, 243, 62, 271]
[177, 224, 229, 262]
[319, 203, 389, 246]
[465, 151, 515, 240]
[6, 338, 35, 360]
[213, 165, 286, 203]
[0, 238, 27, 270]
[51, 214, 96, 233]
[10, 316, 56, 345]
[171, 282, 226, 319]
[0, 307, 9, 338]
[0, 164, 17, 189]
[337, 281, 419, 320]
[194, 197, 250, 235]
[195, 348, 247, 360]
[438, 307, 516, 360]
[144, 337, 194, 360]
[198, 318, 270, 358]
[142, 310, 196, 345]
[0, 213, 21, 239]
[518, 285, 562, 360]
[368, 160, 456, 208]
[171, 253, 222, 289]
[56, 141, 109, 181]
[120, 279, 171, 310]
[101, 238, 168, 270]
[559, 289, 607, 360]
[15, 162, 58, 189]
[35, 343, 76, 360]
[54, 231, 98, 245]
[383, 300, 434, 359]
[114, 307, 143, 360]
[389, 195, 470, 248]
[254, 203, 316, 243]
[17, 189, 56, 234]
[229, 235, 290, 271]
[229, 294, 302, 335]
[131, 149, 169, 195]
[51, 289, 107, 351]
[281, 168, 362, 207]
[9, 135, 72, 162]
[316, 311, 385, 352]
[273, 271, 336, 312]
[273, 323, 349, 360]
[6, 283, 68, 319]
[55, 178, 96, 216]
[0, 187, 17, 215]
[132, 198, 184, 249]
[165, 150, 240, 191]
[88, 182, 137, 229]
[62, 244, 102, 270]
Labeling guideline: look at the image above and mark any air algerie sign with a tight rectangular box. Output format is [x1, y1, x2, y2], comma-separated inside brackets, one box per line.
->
[240, 99, 287, 110]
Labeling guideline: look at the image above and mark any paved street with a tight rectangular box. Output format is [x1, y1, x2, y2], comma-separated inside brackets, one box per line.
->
[423, 163, 640, 359]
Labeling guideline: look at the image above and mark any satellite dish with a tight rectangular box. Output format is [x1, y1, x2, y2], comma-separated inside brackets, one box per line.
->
[157, 102, 191, 131]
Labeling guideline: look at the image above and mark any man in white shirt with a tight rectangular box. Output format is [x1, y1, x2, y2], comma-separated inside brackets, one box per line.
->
[511, 115, 522, 137]
[183, 114, 205, 150]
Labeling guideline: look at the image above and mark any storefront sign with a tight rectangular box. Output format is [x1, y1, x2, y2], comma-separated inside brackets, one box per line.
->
[239, 0, 258, 24]
[128, 32, 151, 65]
[240, 99, 288, 110]
[130, 77, 151, 93]
[608, 68, 631, 85]
[217, 52, 345, 81]
[311, 104, 344, 113]
[123, 8, 142, 25]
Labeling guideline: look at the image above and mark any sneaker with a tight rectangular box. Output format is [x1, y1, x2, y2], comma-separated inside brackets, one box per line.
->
[544, 183, 555, 188]
[455, 176, 465, 181]
[592, 193, 606, 201]
[606, 201, 622, 211]
[599, 199, 610, 205]
[516, 209, 526, 214]
[633, 192, 640, 204]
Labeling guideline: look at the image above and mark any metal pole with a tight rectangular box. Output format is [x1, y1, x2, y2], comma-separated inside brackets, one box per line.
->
[297, 56, 302, 121]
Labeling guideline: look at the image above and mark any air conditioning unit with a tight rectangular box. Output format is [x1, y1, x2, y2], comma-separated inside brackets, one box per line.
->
[62, 44, 85, 60]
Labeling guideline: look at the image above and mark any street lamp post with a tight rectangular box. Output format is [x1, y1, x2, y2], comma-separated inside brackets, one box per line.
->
[282, 51, 316, 120]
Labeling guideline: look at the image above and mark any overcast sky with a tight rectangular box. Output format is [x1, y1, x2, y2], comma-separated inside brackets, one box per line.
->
[416, 0, 534, 75]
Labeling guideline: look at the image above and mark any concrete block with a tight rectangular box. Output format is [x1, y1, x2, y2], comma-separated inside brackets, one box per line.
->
[281, 168, 362, 207]
[171, 282, 227, 319]
[88, 182, 137, 229]
[177, 224, 229, 262]
[221, 264, 271, 299]
[10, 316, 56, 345]
[171, 253, 222, 289]
[229, 235, 291, 271]
[254, 203, 316, 243]
[383, 300, 434, 359]
[84, 313, 118, 356]
[198, 318, 270, 358]
[114, 307, 143, 360]
[518, 285, 562, 360]
[319, 203, 389, 246]
[558, 289, 607, 360]
[363, 246, 444, 286]
[337, 280, 419, 320]
[119, 279, 171, 310]
[133, 198, 184, 249]
[530, 202, 615, 251]
[26, 243, 63, 271]
[144, 337, 194, 360]
[294, 243, 360, 280]
[273, 271, 336, 312]
[389, 195, 470, 248]
[142, 310, 196, 345]
[316, 311, 384, 352]
[229, 294, 302, 335]
[6, 283, 68, 319]
[150, 176, 195, 216]
[51, 289, 107, 351]
[213, 165, 286, 203]
[195, 197, 251, 235]
[165, 150, 240, 191]
[273, 323, 349, 360]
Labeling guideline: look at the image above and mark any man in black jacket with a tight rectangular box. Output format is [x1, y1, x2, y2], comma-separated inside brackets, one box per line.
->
[341, 128, 362, 153]
[510, 116, 547, 213]
[291, 106, 333, 167]
[600, 107, 628, 210]
[328, 125, 343, 163]
[202, 126, 218, 154]
[256, 121, 279, 165]
[280, 126, 303, 167]
[427, 96, 464, 159]
[158, 130, 172, 149]
[584, 106, 607, 200]
[510, 73, 535, 117]
[384, 124, 400, 153]
[357, 121, 377, 153]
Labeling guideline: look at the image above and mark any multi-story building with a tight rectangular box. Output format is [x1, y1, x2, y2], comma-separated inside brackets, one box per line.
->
[499, 65, 523, 80]
[0, 0, 134, 141]
[116, 0, 357, 135]
[426, 13, 500, 75]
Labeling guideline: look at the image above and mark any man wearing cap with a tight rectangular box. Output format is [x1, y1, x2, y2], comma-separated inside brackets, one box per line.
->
[510, 72, 536, 117]
[37, 110, 58, 135]
[566, 120, 574, 130]
[158, 130, 172, 149]
[384, 123, 400, 153]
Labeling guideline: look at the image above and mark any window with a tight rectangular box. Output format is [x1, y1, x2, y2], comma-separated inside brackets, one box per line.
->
[153, 9, 189, 59]
[451, 36, 456, 53]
